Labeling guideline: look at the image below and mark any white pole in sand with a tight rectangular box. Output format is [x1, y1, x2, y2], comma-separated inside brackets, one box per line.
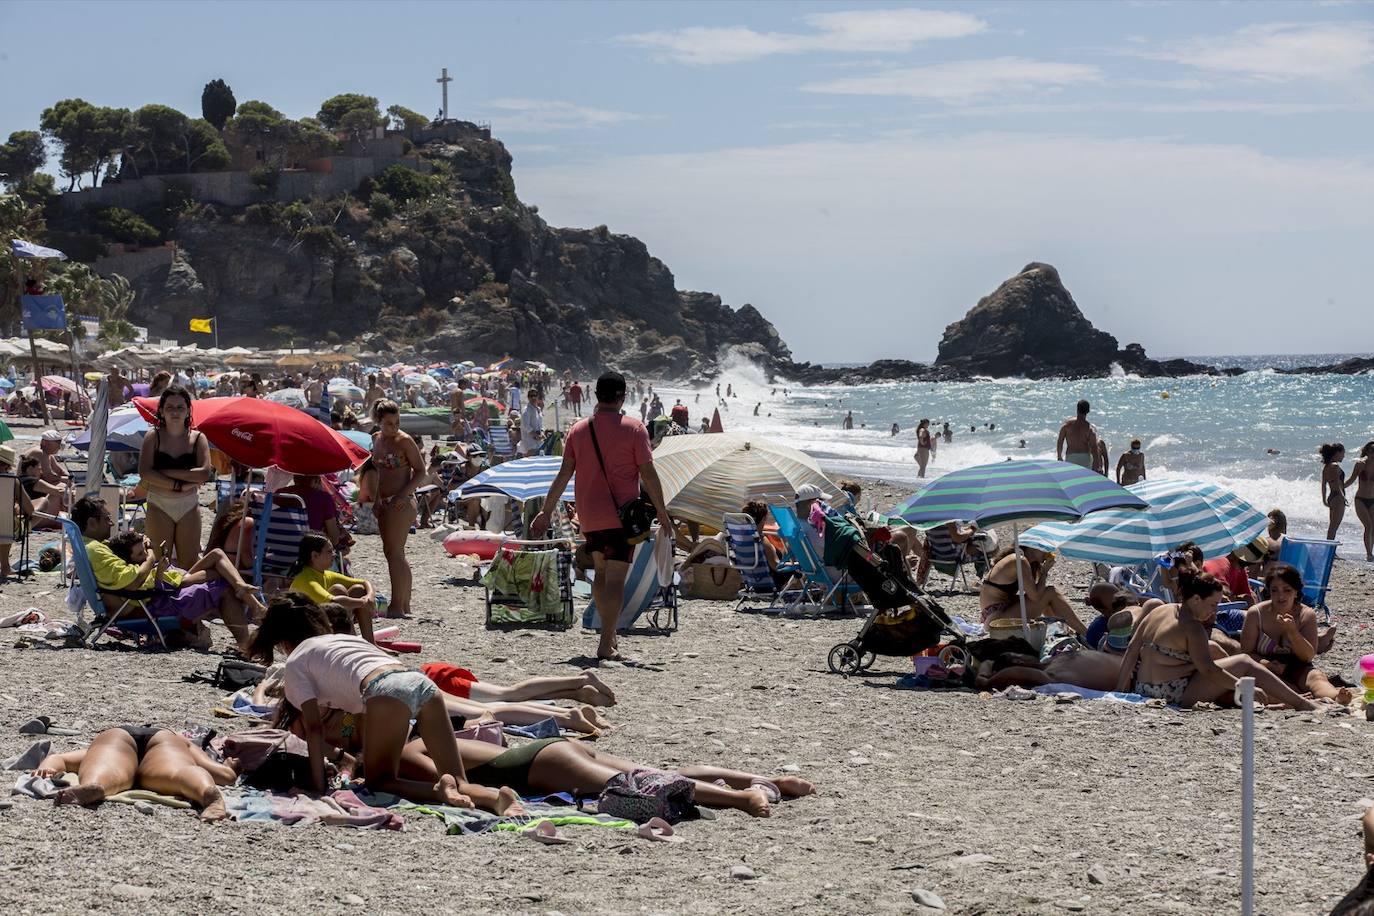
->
[1237, 675, 1255, 916]
[1012, 522, 1033, 644]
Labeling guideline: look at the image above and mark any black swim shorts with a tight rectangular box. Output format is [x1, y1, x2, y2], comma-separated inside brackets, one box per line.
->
[583, 528, 633, 564]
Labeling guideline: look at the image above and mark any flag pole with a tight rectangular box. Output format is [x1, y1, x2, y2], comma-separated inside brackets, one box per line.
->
[213, 316, 218, 349]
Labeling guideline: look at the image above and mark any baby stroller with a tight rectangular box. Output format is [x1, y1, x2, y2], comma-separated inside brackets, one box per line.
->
[827, 539, 969, 675]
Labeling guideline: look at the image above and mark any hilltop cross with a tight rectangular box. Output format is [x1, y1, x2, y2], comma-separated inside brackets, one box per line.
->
[436, 67, 452, 121]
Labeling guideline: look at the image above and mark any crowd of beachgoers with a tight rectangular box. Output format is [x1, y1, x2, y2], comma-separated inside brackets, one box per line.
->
[2, 356, 1373, 913]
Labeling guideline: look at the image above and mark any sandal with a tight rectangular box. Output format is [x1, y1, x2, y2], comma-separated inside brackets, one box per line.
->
[637, 817, 683, 843]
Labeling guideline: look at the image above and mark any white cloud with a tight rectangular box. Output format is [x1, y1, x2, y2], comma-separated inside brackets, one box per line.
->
[481, 99, 652, 132]
[514, 134, 1374, 361]
[803, 57, 1102, 102]
[1157, 22, 1374, 81]
[616, 9, 985, 66]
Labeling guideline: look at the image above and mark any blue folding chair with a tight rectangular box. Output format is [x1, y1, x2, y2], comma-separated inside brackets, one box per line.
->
[42, 514, 178, 649]
[487, 426, 516, 462]
[768, 505, 863, 616]
[722, 512, 801, 612]
[1277, 537, 1338, 620]
[249, 492, 309, 591]
[583, 530, 679, 633]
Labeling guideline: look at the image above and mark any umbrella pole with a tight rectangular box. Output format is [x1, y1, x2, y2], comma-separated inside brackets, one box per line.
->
[1014, 523, 1032, 644]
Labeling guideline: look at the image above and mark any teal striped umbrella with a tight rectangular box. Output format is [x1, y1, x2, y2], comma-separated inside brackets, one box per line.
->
[888, 459, 1146, 528]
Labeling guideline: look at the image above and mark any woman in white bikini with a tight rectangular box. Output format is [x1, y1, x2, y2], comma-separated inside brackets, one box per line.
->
[138, 386, 212, 565]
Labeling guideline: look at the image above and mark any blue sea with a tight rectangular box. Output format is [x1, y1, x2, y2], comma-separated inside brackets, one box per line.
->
[658, 352, 1374, 542]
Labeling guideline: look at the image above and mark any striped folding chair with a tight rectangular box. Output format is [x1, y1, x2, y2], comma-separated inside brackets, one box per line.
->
[1, 474, 31, 577]
[248, 491, 310, 592]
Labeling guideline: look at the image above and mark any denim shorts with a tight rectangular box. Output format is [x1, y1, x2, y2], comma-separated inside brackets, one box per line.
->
[360, 669, 439, 717]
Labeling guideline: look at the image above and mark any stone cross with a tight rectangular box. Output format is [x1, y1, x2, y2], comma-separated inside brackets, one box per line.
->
[436, 67, 452, 121]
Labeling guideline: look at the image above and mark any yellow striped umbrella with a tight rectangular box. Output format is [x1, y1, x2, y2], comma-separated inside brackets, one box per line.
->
[652, 433, 837, 527]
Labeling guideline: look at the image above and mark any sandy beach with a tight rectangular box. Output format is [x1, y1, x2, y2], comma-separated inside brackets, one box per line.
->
[1, 421, 1371, 916]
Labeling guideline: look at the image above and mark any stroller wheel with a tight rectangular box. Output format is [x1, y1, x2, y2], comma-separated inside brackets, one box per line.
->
[938, 644, 970, 668]
[858, 651, 877, 671]
[828, 642, 863, 675]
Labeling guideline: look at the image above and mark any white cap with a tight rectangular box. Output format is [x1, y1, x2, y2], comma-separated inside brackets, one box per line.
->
[41, 429, 63, 442]
[794, 483, 832, 501]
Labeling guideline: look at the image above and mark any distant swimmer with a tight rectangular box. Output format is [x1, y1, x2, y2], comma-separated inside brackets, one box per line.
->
[754, 402, 761, 416]
[1095, 438, 1110, 477]
[715, 383, 721, 398]
[970, 426, 976, 433]
[1019, 439, 1027, 449]
[842, 410, 854, 430]
[726, 384, 734, 398]
[1266, 448, 1281, 456]
[1056, 399, 1099, 469]
[1117, 439, 1147, 485]
[890, 423, 900, 437]
[942, 423, 952, 443]
[770, 388, 776, 396]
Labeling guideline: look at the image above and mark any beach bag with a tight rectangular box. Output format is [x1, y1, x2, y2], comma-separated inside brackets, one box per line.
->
[214, 658, 268, 691]
[586, 420, 655, 545]
[597, 767, 696, 824]
[681, 563, 742, 601]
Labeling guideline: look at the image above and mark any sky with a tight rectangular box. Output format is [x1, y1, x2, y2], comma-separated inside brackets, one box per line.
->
[2, 0, 1372, 363]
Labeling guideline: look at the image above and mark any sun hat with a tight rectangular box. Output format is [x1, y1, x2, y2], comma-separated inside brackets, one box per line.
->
[794, 483, 832, 502]
[0, 444, 16, 467]
[41, 429, 63, 442]
[1234, 536, 1271, 565]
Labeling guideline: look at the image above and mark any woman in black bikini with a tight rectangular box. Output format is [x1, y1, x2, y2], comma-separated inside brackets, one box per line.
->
[34, 726, 238, 821]
[1114, 570, 1317, 709]
[1320, 442, 1348, 542]
[978, 546, 1085, 634]
[1346, 441, 1374, 562]
[139, 385, 213, 565]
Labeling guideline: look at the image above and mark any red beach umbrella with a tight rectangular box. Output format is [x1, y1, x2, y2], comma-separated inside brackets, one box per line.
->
[133, 396, 369, 474]
[709, 409, 724, 433]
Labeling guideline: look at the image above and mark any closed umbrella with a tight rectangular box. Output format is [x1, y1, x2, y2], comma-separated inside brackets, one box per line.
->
[132, 396, 369, 474]
[1019, 478, 1268, 565]
[456, 456, 574, 502]
[651, 433, 835, 528]
[889, 459, 1146, 641]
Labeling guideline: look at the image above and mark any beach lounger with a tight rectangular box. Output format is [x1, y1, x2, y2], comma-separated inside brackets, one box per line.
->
[768, 505, 863, 616]
[722, 512, 801, 612]
[1, 473, 32, 577]
[583, 529, 679, 634]
[40, 513, 177, 649]
[248, 491, 309, 592]
[1277, 537, 1338, 620]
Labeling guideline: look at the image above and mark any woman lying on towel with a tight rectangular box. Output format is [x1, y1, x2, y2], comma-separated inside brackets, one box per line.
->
[247, 598, 522, 814]
[973, 647, 1125, 693]
[1114, 570, 1319, 710]
[398, 735, 814, 818]
[34, 727, 238, 821]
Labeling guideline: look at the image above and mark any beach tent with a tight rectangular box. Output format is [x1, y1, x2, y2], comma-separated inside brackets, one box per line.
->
[1019, 478, 1268, 564]
[651, 433, 835, 528]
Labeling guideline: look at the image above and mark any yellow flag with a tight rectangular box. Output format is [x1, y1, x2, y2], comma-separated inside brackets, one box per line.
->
[189, 318, 213, 334]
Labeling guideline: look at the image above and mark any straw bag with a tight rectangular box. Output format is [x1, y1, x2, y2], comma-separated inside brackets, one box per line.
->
[681, 563, 742, 600]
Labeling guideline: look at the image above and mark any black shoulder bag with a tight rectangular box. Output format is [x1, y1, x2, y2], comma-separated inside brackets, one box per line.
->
[585, 416, 656, 545]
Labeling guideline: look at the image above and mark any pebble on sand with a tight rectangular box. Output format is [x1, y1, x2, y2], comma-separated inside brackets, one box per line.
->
[911, 888, 947, 910]
[730, 864, 757, 881]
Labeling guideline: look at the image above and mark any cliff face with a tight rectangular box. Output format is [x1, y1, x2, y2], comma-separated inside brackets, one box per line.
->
[95, 127, 790, 377]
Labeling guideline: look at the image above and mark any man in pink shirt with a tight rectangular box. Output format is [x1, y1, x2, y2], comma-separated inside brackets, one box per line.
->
[531, 372, 672, 662]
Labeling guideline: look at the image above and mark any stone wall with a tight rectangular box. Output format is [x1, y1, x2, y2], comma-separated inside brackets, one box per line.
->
[59, 155, 434, 213]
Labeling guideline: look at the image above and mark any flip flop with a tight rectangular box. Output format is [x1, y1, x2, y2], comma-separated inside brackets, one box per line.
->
[637, 817, 683, 843]
[524, 820, 571, 845]
[749, 779, 782, 804]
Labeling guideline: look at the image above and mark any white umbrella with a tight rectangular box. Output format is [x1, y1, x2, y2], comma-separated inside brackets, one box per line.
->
[651, 433, 836, 528]
[265, 388, 308, 409]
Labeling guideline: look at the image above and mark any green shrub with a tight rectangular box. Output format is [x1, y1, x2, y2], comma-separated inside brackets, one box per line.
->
[249, 166, 279, 192]
[296, 224, 340, 255]
[244, 202, 282, 226]
[367, 192, 396, 221]
[374, 164, 439, 204]
[281, 200, 313, 228]
[94, 207, 160, 245]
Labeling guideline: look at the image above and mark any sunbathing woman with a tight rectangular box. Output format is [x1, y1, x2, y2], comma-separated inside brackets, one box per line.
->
[248, 599, 521, 813]
[397, 735, 814, 818]
[1114, 570, 1318, 709]
[979, 546, 1085, 635]
[974, 648, 1124, 693]
[34, 727, 238, 821]
[1239, 563, 1352, 704]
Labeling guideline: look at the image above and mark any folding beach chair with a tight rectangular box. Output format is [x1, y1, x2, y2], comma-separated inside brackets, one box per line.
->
[215, 476, 263, 515]
[768, 505, 863, 616]
[248, 491, 309, 592]
[0, 474, 32, 577]
[1277, 537, 1338, 620]
[583, 529, 679, 634]
[40, 514, 178, 649]
[922, 523, 990, 593]
[722, 512, 801, 612]
[482, 538, 576, 629]
[486, 426, 517, 463]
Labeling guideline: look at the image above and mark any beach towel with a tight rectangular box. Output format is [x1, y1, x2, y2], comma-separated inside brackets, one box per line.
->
[392, 798, 634, 836]
[221, 787, 403, 830]
[1030, 683, 1148, 704]
[483, 547, 561, 622]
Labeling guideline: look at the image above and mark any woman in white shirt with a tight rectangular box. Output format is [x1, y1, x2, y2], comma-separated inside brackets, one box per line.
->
[248, 601, 521, 814]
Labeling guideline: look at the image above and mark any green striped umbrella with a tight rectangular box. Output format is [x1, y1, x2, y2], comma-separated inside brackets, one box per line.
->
[652, 433, 836, 529]
[888, 459, 1146, 528]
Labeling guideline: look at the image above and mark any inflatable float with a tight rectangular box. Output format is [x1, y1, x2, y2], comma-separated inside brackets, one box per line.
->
[442, 530, 506, 560]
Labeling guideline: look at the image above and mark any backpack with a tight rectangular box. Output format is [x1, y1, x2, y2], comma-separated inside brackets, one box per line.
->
[186, 659, 268, 691]
[597, 767, 696, 824]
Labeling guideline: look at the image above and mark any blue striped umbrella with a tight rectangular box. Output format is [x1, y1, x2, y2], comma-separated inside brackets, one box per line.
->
[455, 456, 574, 502]
[1019, 478, 1268, 564]
[888, 459, 1146, 528]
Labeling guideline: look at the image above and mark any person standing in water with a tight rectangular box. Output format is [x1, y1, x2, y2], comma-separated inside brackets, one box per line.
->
[1056, 400, 1098, 469]
[1116, 439, 1147, 485]
[842, 411, 854, 430]
[914, 419, 932, 478]
[942, 422, 952, 443]
[1345, 441, 1374, 561]
[1320, 443, 1348, 541]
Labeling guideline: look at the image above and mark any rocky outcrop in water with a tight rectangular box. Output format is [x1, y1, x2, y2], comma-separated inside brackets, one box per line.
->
[1281, 356, 1374, 375]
